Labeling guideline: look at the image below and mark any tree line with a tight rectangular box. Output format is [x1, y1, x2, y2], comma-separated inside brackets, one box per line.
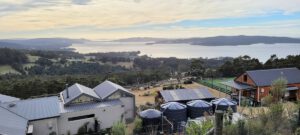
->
[217, 54, 300, 77]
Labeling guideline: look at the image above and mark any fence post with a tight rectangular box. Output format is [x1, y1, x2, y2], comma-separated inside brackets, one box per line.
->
[214, 110, 224, 135]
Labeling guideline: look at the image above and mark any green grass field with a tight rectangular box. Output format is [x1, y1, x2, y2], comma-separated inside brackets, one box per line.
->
[199, 77, 234, 94]
[27, 54, 40, 63]
[22, 63, 36, 68]
[0, 65, 21, 75]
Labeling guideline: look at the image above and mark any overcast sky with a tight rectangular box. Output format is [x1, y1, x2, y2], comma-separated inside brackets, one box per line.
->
[1, 0, 300, 39]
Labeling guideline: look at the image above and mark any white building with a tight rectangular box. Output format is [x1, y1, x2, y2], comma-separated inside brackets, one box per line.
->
[0, 80, 135, 135]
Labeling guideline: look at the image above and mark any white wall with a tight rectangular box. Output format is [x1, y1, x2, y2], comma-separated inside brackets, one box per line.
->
[30, 117, 58, 135]
[120, 97, 135, 122]
[57, 104, 125, 135]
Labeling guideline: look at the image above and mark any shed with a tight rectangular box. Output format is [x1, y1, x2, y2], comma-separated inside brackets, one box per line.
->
[159, 88, 215, 103]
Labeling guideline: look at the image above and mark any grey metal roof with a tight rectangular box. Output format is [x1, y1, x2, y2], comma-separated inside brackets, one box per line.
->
[187, 100, 212, 108]
[211, 98, 237, 106]
[286, 86, 299, 91]
[1, 96, 60, 121]
[93, 80, 132, 99]
[0, 94, 20, 103]
[221, 81, 253, 90]
[61, 83, 100, 105]
[159, 88, 215, 102]
[139, 109, 161, 119]
[161, 102, 187, 110]
[0, 106, 28, 135]
[59, 99, 123, 113]
[246, 67, 300, 86]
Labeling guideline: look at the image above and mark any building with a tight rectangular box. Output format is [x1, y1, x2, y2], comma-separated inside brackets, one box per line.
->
[0, 93, 20, 103]
[0, 106, 28, 135]
[0, 80, 135, 135]
[222, 67, 300, 105]
[156, 88, 215, 104]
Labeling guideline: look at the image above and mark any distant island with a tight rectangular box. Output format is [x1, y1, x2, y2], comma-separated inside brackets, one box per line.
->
[1, 36, 300, 51]
[0, 38, 89, 51]
[113, 35, 300, 46]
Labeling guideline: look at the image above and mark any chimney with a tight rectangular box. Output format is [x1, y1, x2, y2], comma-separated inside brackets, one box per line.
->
[65, 83, 69, 98]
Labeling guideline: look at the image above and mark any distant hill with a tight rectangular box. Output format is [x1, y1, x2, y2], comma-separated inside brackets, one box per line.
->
[0, 38, 89, 50]
[112, 37, 166, 42]
[116, 35, 300, 46]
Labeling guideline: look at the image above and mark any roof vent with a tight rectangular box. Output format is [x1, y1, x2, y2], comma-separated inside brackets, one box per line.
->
[8, 103, 16, 107]
[66, 83, 69, 98]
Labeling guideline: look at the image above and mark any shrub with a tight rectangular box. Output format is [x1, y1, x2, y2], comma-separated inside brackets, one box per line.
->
[186, 119, 213, 135]
[261, 95, 274, 106]
[111, 121, 126, 135]
[133, 117, 142, 134]
[77, 122, 89, 135]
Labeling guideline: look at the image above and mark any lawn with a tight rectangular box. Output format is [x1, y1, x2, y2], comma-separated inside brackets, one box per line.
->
[27, 54, 40, 63]
[0, 65, 21, 75]
[22, 63, 36, 68]
[199, 77, 234, 94]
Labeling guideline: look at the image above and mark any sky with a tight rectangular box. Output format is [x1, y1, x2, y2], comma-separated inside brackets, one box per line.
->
[0, 0, 300, 40]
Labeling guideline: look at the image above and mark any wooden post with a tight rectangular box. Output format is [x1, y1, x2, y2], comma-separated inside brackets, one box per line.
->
[239, 90, 241, 106]
[214, 110, 224, 135]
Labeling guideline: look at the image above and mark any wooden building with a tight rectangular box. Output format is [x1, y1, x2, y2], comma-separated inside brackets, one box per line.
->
[222, 67, 300, 105]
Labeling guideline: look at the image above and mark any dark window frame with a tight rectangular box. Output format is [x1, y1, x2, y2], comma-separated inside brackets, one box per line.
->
[243, 75, 247, 82]
[68, 114, 95, 121]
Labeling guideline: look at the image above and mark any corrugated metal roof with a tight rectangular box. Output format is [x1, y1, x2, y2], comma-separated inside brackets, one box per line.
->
[0, 94, 20, 103]
[161, 102, 186, 110]
[187, 100, 212, 108]
[159, 88, 214, 102]
[0, 106, 28, 135]
[139, 109, 161, 119]
[1, 96, 60, 121]
[221, 81, 253, 90]
[93, 80, 132, 99]
[211, 98, 237, 106]
[61, 83, 100, 105]
[59, 99, 123, 113]
[286, 86, 299, 91]
[246, 67, 300, 86]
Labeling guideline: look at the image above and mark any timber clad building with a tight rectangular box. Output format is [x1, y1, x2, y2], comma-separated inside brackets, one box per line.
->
[223, 67, 300, 104]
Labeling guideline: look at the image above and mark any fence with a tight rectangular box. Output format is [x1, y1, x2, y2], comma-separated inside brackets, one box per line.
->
[198, 80, 232, 95]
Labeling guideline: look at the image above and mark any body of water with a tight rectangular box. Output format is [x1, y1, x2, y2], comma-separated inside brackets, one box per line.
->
[69, 41, 300, 62]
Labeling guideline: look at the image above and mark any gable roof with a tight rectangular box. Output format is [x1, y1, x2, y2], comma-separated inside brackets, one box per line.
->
[93, 80, 132, 99]
[245, 67, 300, 86]
[0, 106, 28, 135]
[61, 83, 100, 105]
[1, 96, 60, 121]
[159, 88, 215, 102]
[0, 94, 20, 103]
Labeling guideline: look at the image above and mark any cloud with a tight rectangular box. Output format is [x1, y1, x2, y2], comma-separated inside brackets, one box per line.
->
[72, 0, 91, 5]
[0, 0, 300, 38]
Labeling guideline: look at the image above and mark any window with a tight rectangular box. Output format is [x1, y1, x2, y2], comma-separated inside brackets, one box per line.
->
[243, 75, 247, 82]
[68, 114, 95, 121]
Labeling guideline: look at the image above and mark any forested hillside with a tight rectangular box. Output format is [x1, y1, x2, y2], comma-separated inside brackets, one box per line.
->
[0, 47, 299, 99]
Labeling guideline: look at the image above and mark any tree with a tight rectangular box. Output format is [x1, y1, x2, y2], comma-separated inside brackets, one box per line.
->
[190, 59, 205, 78]
[36, 57, 53, 66]
[270, 77, 287, 102]
[111, 121, 126, 135]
